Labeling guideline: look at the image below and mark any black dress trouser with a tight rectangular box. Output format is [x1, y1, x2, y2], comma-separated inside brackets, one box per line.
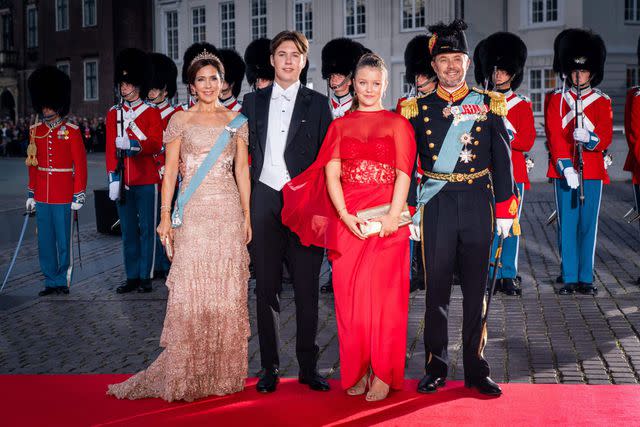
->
[251, 181, 324, 375]
[421, 189, 494, 380]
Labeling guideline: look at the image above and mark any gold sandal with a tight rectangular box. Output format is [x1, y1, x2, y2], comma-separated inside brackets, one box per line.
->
[365, 376, 390, 402]
[347, 370, 371, 396]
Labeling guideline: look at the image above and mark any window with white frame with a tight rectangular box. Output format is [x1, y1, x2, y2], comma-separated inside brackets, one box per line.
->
[626, 0, 640, 22]
[294, 0, 313, 41]
[57, 61, 70, 77]
[192, 7, 206, 43]
[56, 0, 69, 31]
[627, 66, 640, 87]
[166, 11, 179, 60]
[251, 0, 267, 40]
[529, 0, 558, 24]
[345, 0, 366, 37]
[220, 2, 235, 48]
[529, 68, 556, 114]
[84, 59, 99, 101]
[83, 0, 97, 27]
[401, 0, 425, 31]
[26, 5, 37, 48]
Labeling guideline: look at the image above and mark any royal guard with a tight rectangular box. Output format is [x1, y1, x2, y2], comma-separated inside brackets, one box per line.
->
[321, 38, 368, 119]
[218, 48, 245, 112]
[546, 29, 611, 296]
[147, 52, 178, 279]
[26, 66, 87, 296]
[404, 20, 518, 396]
[397, 34, 437, 293]
[106, 48, 164, 294]
[244, 38, 275, 90]
[624, 35, 640, 286]
[474, 32, 535, 296]
[175, 42, 218, 112]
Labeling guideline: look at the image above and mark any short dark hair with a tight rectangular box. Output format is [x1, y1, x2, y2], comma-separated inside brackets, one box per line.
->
[186, 56, 225, 87]
[270, 31, 309, 56]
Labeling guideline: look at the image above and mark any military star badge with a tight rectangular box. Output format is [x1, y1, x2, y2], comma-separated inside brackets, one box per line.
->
[460, 132, 472, 146]
[459, 148, 474, 163]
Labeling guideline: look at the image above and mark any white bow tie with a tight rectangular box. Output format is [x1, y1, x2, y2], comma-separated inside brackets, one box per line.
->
[272, 87, 292, 101]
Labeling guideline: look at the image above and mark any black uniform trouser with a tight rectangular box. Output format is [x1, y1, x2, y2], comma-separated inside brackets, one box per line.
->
[421, 189, 494, 380]
[251, 181, 324, 374]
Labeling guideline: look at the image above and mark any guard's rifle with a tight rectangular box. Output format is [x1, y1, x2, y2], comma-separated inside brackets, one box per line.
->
[115, 100, 126, 205]
[575, 82, 585, 205]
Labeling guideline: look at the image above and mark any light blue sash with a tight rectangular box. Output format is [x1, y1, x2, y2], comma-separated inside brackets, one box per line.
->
[413, 91, 484, 225]
[171, 114, 247, 228]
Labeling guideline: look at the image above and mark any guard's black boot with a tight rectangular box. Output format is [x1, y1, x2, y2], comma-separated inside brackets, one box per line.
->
[138, 278, 152, 293]
[116, 279, 140, 294]
[577, 282, 598, 296]
[558, 283, 576, 295]
[38, 287, 58, 297]
[501, 278, 522, 296]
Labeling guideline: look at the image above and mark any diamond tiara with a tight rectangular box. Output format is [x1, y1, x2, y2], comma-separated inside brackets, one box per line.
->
[190, 49, 220, 67]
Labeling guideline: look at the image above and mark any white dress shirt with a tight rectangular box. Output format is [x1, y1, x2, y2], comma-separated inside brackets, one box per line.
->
[259, 80, 301, 191]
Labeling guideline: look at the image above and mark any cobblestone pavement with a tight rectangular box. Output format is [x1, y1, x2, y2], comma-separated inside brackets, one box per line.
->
[1, 183, 639, 386]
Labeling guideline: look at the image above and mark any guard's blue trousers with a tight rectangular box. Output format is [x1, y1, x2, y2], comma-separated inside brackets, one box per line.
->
[36, 202, 72, 288]
[117, 184, 157, 281]
[554, 178, 602, 284]
[490, 182, 525, 280]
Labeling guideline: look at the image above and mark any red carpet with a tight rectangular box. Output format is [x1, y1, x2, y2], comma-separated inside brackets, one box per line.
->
[0, 375, 638, 426]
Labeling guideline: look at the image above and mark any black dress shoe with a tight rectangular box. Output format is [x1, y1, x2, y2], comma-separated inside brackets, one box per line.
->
[501, 278, 522, 296]
[138, 279, 152, 293]
[577, 282, 598, 295]
[38, 287, 58, 297]
[299, 372, 330, 391]
[465, 376, 502, 396]
[257, 368, 279, 393]
[492, 279, 504, 295]
[153, 270, 167, 280]
[58, 287, 70, 295]
[417, 374, 446, 393]
[556, 275, 564, 284]
[558, 283, 576, 295]
[116, 279, 140, 294]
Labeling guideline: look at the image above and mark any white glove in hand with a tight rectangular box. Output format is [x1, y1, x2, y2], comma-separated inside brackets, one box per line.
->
[26, 198, 36, 212]
[409, 224, 421, 241]
[496, 218, 514, 239]
[573, 128, 590, 143]
[563, 167, 580, 189]
[115, 135, 131, 150]
[109, 181, 120, 201]
[71, 202, 83, 210]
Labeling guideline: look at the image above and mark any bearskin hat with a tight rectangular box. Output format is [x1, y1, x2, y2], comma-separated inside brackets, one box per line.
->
[244, 38, 274, 87]
[404, 35, 435, 85]
[217, 48, 246, 98]
[28, 65, 71, 117]
[181, 42, 219, 85]
[427, 19, 469, 57]
[321, 38, 368, 80]
[300, 59, 310, 86]
[473, 32, 527, 90]
[115, 48, 152, 99]
[149, 53, 178, 98]
[554, 28, 606, 87]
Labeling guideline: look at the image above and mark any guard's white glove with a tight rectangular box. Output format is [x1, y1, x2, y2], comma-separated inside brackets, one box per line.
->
[71, 202, 83, 210]
[496, 218, 514, 239]
[573, 128, 590, 144]
[409, 223, 421, 241]
[26, 198, 36, 212]
[563, 167, 580, 189]
[109, 181, 120, 201]
[115, 135, 131, 150]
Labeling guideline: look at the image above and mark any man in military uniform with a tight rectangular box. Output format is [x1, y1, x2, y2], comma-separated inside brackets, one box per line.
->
[218, 48, 245, 112]
[474, 32, 535, 296]
[147, 52, 178, 279]
[175, 42, 218, 112]
[26, 66, 87, 296]
[244, 38, 274, 91]
[624, 35, 640, 287]
[106, 48, 164, 294]
[546, 29, 611, 296]
[397, 34, 438, 293]
[402, 20, 517, 396]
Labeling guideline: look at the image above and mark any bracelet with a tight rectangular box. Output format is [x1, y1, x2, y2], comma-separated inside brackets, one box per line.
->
[160, 205, 171, 212]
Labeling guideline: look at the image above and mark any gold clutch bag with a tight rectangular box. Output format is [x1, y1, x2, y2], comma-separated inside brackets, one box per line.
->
[356, 203, 412, 237]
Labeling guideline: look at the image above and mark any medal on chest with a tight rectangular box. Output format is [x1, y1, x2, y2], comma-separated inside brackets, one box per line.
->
[443, 104, 489, 125]
[57, 125, 70, 140]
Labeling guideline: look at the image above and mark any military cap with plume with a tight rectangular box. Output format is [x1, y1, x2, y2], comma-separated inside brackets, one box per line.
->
[427, 19, 469, 57]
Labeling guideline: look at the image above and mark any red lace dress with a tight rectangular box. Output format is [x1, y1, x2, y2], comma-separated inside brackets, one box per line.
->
[282, 110, 416, 390]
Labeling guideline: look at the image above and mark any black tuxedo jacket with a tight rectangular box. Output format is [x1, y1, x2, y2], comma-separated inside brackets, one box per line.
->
[242, 84, 333, 184]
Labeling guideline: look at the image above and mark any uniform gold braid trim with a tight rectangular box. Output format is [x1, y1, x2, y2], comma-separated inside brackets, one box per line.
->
[423, 168, 489, 182]
[400, 97, 418, 119]
[26, 121, 48, 167]
[472, 87, 508, 117]
[478, 198, 495, 358]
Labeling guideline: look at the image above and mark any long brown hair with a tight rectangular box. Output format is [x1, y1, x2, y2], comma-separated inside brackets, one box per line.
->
[350, 53, 388, 112]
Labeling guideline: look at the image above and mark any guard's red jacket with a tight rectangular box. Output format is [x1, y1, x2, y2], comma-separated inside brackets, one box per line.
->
[28, 120, 87, 204]
[504, 91, 536, 189]
[624, 86, 640, 184]
[154, 100, 177, 180]
[545, 87, 612, 183]
[105, 99, 163, 186]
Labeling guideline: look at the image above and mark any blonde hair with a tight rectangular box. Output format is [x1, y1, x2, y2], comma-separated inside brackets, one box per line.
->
[350, 53, 388, 112]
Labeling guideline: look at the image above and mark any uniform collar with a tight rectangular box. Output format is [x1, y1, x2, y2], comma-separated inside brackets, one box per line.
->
[569, 85, 593, 98]
[155, 99, 170, 109]
[331, 91, 352, 105]
[124, 98, 144, 109]
[220, 95, 237, 107]
[45, 117, 63, 130]
[436, 82, 469, 103]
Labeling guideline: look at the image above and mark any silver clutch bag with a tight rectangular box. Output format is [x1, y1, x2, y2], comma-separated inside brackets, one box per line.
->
[356, 203, 412, 237]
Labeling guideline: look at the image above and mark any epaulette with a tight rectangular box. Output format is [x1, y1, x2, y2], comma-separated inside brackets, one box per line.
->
[399, 97, 418, 119]
[30, 123, 39, 130]
[517, 93, 531, 103]
[592, 88, 610, 100]
[65, 122, 79, 130]
[552, 88, 563, 94]
[472, 87, 507, 117]
[109, 105, 117, 112]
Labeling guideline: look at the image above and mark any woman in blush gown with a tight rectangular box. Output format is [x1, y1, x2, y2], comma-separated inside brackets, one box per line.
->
[108, 50, 252, 402]
[282, 53, 416, 402]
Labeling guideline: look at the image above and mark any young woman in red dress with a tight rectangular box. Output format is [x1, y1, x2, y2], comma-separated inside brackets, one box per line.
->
[282, 53, 416, 401]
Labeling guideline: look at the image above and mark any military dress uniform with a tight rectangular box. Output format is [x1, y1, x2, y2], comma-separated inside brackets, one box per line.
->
[546, 29, 611, 295]
[624, 85, 640, 270]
